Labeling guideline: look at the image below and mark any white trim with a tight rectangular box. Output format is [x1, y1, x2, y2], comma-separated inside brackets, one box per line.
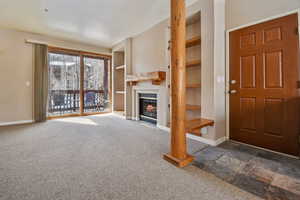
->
[226, 9, 300, 144]
[25, 39, 48, 45]
[0, 120, 34, 127]
[157, 124, 170, 132]
[112, 112, 126, 119]
[156, 125, 227, 146]
[187, 134, 227, 146]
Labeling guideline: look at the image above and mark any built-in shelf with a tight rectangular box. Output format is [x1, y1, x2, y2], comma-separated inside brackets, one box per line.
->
[186, 118, 214, 133]
[167, 118, 213, 137]
[186, 59, 201, 68]
[113, 48, 125, 113]
[127, 71, 166, 86]
[167, 12, 209, 140]
[186, 104, 201, 111]
[186, 36, 201, 48]
[186, 14, 200, 26]
[115, 65, 125, 70]
[189, 129, 202, 136]
[186, 83, 201, 88]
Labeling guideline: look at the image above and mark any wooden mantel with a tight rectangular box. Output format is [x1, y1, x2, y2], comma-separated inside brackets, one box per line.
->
[163, 0, 194, 168]
[126, 71, 166, 86]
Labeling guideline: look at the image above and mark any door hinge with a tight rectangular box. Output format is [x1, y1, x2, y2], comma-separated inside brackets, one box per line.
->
[296, 27, 299, 35]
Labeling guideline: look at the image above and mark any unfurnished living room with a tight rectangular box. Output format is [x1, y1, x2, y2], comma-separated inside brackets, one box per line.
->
[1, 0, 300, 200]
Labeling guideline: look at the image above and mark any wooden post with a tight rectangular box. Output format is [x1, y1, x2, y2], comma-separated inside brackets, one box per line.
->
[163, 0, 194, 167]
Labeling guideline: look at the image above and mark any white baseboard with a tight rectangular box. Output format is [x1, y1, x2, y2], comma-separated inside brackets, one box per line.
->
[112, 113, 126, 119]
[187, 134, 226, 146]
[157, 124, 170, 132]
[157, 125, 227, 146]
[0, 120, 34, 127]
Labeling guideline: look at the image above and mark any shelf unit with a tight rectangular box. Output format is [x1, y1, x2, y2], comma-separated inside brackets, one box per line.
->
[186, 59, 201, 68]
[186, 36, 201, 48]
[115, 65, 125, 70]
[186, 83, 201, 88]
[112, 38, 133, 119]
[185, 12, 202, 131]
[112, 49, 125, 116]
[166, 11, 213, 137]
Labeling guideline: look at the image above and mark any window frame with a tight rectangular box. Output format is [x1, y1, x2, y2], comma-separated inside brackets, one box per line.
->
[47, 46, 112, 119]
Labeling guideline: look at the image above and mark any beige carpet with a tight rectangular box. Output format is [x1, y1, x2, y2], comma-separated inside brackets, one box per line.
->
[0, 114, 261, 200]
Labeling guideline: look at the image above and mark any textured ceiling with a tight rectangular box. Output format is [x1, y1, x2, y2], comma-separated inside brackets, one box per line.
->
[0, 0, 198, 48]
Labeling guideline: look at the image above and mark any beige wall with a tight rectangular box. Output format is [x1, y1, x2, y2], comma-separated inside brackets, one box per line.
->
[226, 0, 300, 30]
[132, 20, 168, 75]
[213, 0, 226, 140]
[129, 0, 217, 137]
[0, 28, 111, 123]
[130, 20, 169, 126]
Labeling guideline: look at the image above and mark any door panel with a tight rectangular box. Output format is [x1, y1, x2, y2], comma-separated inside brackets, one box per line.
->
[48, 53, 81, 117]
[264, 98, 283, 137]
[240, 55, 256, 88]
[230, 14, 300, 156]
[264, 50, 283, 88]
[83, 57, 110, 114]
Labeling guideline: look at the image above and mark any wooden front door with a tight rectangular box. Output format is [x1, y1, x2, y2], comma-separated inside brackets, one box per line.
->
[229, 14, 300, 156]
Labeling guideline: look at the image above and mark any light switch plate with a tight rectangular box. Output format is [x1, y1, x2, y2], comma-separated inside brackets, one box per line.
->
[217, 76, 225, 83]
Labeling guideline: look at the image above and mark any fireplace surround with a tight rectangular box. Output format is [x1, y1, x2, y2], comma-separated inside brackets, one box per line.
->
[131, 85, 168, 128]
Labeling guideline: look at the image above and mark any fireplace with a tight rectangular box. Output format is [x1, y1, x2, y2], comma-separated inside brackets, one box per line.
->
[139, 93, 157, 124]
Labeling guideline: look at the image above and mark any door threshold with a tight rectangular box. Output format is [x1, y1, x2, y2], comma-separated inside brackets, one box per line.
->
[229, 140, 300, 160]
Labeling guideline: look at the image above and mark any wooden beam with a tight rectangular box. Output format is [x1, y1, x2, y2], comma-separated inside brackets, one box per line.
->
[163, 0, 194, 168]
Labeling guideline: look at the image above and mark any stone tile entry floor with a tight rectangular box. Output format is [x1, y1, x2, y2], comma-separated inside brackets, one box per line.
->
[191, 141, 300, 200]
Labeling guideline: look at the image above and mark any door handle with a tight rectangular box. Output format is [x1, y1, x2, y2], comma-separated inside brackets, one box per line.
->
[230, 80, 237, 84]
[229, 90, 237, 94]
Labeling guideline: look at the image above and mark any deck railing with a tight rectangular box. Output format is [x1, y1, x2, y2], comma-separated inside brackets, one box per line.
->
[48, 90, 109, 116]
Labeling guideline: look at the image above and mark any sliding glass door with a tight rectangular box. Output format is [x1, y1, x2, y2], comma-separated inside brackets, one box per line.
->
[83, 56, 110, 113]
[47, 49, 111, 118]
[48, 53, 81, 117]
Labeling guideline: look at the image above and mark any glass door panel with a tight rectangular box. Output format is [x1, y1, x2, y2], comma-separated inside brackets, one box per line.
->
[83, 57, 110, 113]
[48, 53, 80, 117]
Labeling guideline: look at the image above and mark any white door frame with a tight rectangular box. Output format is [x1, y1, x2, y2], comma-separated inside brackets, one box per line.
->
[225, 9, 300, 140]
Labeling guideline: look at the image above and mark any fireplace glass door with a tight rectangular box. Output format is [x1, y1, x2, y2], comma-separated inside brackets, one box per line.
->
[139, 93, 157, 124]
